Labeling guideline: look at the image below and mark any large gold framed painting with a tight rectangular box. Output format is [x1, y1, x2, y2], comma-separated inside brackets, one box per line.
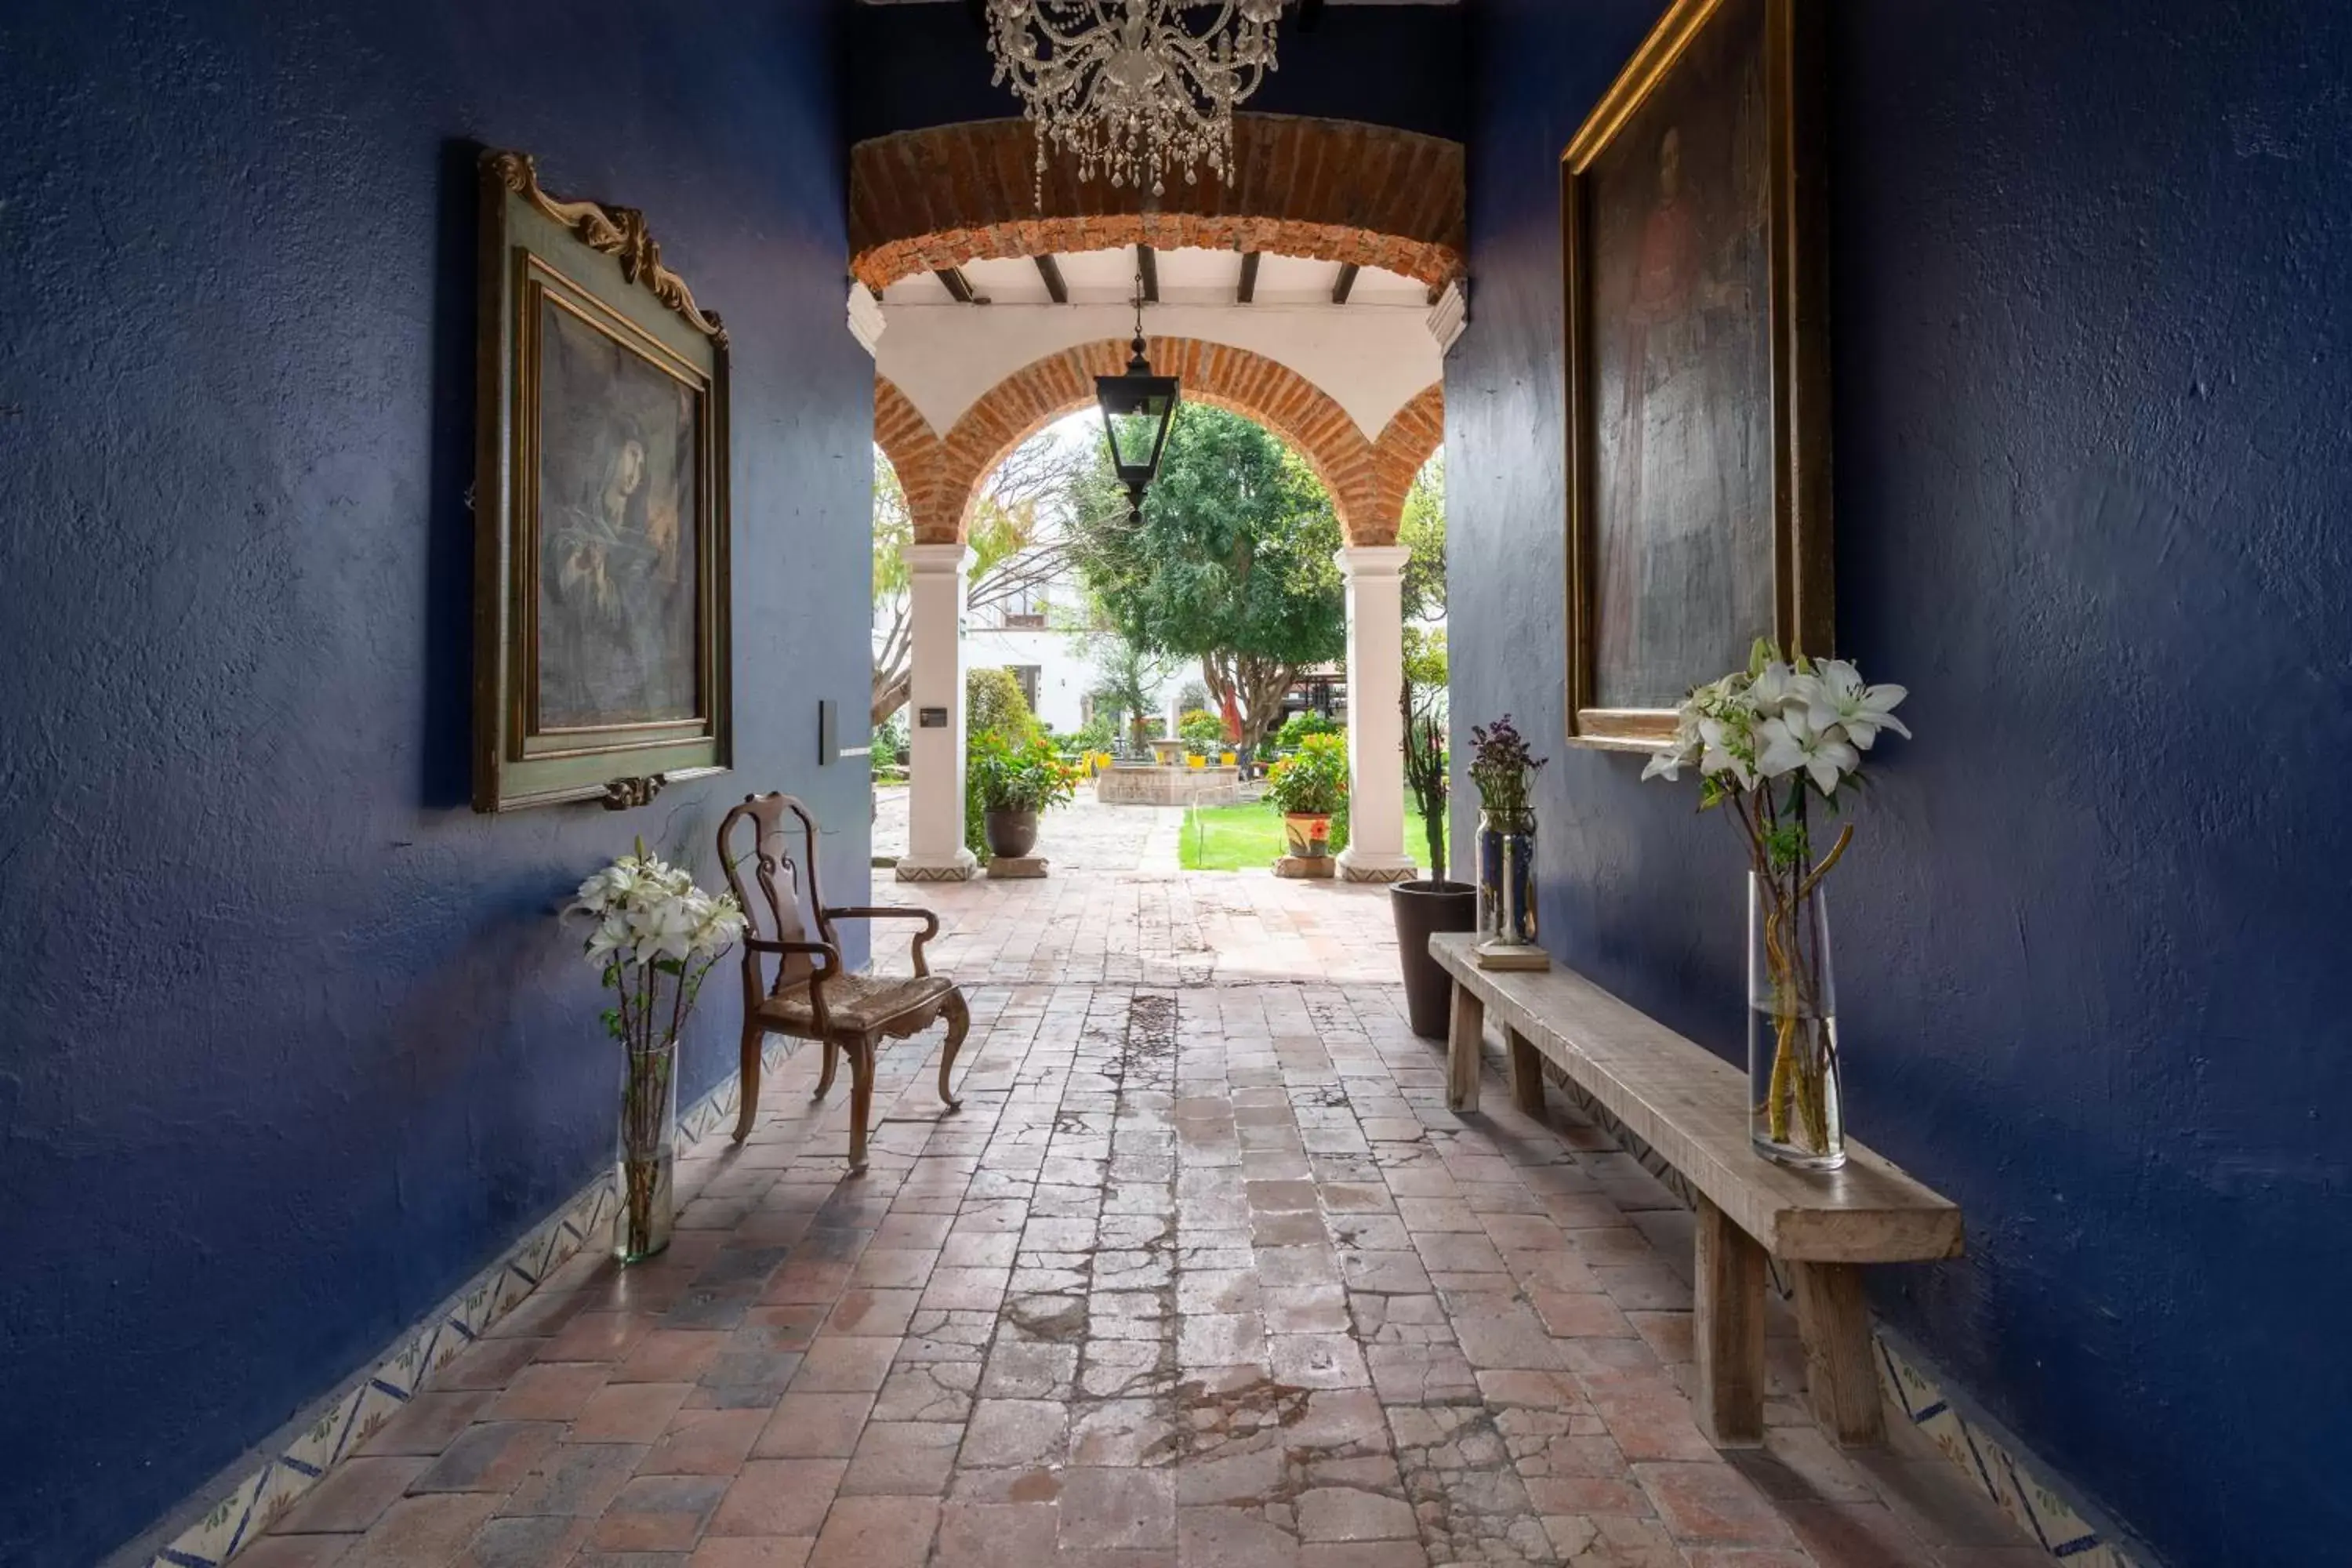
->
[473, 150, 732, 812]
[1562, 0, 1831, 750]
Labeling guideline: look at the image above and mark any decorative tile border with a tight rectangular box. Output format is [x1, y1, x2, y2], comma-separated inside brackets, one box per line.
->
[1546, 1071, 2153, 1568]
[893, 862, 975, 884]
[143, 1041, 790, 1568]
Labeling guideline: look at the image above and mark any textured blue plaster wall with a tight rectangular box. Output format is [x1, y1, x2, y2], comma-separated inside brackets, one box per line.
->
[0, 3, 872, 1563]
[1450, 2, 2352, 1563]
[844, 1, 1468, 143]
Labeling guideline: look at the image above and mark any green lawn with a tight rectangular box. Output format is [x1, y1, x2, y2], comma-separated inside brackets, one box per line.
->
[1178, 801, 1351, 870]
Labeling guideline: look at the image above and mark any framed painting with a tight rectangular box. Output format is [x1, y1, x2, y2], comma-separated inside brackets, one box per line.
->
[473, 150, 732, 811]
[1562, 0, 1831, 751]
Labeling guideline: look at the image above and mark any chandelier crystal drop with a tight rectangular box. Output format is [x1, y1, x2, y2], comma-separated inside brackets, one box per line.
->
[986, 0, 1284, 200]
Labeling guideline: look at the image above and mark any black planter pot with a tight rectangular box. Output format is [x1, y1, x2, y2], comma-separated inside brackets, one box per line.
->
[983, 808, 1039, 859]
[1391, 879, 1478, 1039]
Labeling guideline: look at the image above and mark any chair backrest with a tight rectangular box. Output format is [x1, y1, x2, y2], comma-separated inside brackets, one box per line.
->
[717, 793, 833, 995]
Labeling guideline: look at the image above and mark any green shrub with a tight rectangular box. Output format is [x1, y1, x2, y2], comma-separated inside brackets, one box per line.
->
[1275, 710, 1342, 750]
[1263, 732, 1348, 817]
[964, 669, 1037, 860]
[1178, 709, 1225, 757]
[971, 731, 1080, 813]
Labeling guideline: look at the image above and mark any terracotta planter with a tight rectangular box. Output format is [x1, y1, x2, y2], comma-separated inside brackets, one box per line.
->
[1283, 812, 1333, 858]
[983, 808, 1038, 858]
[1390, 880, 1478, 1039]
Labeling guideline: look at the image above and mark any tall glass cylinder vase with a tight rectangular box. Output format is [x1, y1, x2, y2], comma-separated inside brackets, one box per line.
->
[1747, 871, 1843, 1169]
[1476, 811, 1538, 949]
[615, 1037, 680, 1263]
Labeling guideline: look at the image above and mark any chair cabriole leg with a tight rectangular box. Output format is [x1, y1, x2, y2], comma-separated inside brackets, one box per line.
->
[846, 1035, 877, 1175]
[938, 990, 969, 1112]
[732, 1024, 763, 1143]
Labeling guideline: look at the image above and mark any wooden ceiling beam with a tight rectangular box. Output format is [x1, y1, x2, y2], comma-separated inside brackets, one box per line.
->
[1138, 244, 1159, 304]
[1237, 251, 1261, 305]
[1033, 254, 1069, 304]
[1331, 262, 1360, 306]
[934, 266, 980, 304]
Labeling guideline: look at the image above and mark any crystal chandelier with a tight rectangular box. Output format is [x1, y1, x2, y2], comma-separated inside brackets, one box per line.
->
[986, 0, 1284, 199]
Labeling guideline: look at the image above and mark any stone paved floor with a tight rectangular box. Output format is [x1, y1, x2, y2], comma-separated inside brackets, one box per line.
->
[873, 786, 1192, 873]
[261, 872, 2041, 1568]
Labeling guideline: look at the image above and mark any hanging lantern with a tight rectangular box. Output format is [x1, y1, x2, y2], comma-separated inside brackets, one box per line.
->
[1094, 274, 1180, 521]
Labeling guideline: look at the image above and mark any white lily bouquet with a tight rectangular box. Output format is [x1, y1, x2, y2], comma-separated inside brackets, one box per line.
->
[568, 840, 746, 1260]
[1642, 644, 1911, 1167]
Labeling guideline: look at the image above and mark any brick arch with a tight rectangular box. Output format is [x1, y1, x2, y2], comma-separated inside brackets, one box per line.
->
[1370, 383, 1446, 537]
[850, 114, 1465, 294]
[874, 375, 957, 543]
[949, 339, 1409, 546]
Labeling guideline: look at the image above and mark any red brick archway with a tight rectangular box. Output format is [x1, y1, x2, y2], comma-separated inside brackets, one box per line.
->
[851, 115, 1466, 295]
[876, 343, 1442, 549]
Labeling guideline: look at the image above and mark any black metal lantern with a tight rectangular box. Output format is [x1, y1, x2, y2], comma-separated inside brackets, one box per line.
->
[1095, 277, 1179, 521]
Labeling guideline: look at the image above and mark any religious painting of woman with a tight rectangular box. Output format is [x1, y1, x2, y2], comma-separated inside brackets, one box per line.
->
[535, 298, 703, 730]
[473, 148, 731, 813]
[1562, 0, 1831, 746]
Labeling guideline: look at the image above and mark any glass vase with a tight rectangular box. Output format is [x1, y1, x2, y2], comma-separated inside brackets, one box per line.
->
[1476, 811, 1538, 949]
[1748, 871, 1843, 1170]
[615, 1037, 680, 1263]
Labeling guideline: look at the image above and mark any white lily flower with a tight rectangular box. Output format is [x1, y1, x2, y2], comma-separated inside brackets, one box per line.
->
[1748, 660, 1805, 714]
[1757, 712, 1859, 794]
[1642, 742, 1700, 782]
[1700, 739, 1755, 788]
[1806, 659, 1911, 750]
[628, 899, 699, 966]
[585, 912, 631, 964]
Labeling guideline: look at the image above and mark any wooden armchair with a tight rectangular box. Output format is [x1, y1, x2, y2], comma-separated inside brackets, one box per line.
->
[718, 792, 967, 1174]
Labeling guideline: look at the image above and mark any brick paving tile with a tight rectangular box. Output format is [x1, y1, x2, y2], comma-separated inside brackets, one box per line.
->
[308, 865, 2045, 1568]
[265, 1457, 427, 1536]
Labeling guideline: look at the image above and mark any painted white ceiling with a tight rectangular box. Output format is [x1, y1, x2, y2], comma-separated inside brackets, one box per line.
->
[880, 245, 1428, 310]
[874, 245, 1443, 444]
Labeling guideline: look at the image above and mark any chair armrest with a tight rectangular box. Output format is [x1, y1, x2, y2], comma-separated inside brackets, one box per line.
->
[745, 935, 841, 965]
[824, 906, 942, 938]
[820, 906, 941, 978]
[742, 935, 844, 1032]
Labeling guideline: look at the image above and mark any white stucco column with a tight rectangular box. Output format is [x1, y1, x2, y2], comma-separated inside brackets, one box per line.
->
[1336, 544, 1417, 884]
[895, 543, 977, 883]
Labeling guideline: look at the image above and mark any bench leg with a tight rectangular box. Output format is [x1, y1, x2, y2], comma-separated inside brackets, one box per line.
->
[1506, 1026, 1547, 1116]
[1693, 1198, 1766, 1447]
[1446, 982, 1485, 1112]
[1792, 1261, 1886, 1446]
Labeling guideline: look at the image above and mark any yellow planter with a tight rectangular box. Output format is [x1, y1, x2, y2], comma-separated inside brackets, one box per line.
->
[1186, 755, 1206, 769]
[1219, 751, 1236, 765]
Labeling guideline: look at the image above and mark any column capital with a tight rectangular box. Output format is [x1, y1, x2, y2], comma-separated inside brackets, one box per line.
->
[902, 542, 975, 575]
[847, 285, 886, 358]
[1338, 544, 1414, 580]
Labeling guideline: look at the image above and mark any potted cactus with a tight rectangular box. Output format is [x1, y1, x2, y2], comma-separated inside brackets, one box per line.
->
[1390, 678, 1475, 1038]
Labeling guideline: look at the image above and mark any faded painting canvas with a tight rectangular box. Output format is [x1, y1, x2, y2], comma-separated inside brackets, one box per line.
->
[535, 299, 702, 729]
[1587, 0, 1773, 710]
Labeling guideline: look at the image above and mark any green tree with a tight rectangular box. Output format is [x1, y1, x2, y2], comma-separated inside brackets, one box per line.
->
[964, 666, 1035, 861]
[1086, 631, 1173, 748]
[1070, 405, 1345, 750]
[1400, 450, 1446, 624]
[872, 437, 1086, 727]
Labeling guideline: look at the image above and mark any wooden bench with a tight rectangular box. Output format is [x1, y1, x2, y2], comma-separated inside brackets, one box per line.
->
[1429, 931, 1962, 1448]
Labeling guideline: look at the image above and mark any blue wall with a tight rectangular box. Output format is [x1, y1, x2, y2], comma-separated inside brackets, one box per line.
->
[844, 2, 1467, 143]
[0, 3, 873, 1563]
[1449, 2, 2352, 1563]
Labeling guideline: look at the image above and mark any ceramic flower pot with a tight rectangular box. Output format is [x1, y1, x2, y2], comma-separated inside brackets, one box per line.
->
[983, 808, 1039, 858]
[1391, 880, 1478, 1037]
[1283, 812, 1332, 858]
